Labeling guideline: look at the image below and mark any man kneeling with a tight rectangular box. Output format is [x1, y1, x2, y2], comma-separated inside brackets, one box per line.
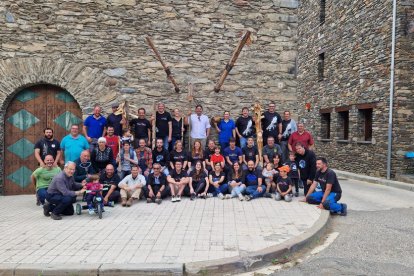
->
[302, 157, 347, 216]
[44, 162, 86, 220]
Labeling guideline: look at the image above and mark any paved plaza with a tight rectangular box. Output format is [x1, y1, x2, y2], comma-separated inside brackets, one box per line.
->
[0, 195, 321, 267]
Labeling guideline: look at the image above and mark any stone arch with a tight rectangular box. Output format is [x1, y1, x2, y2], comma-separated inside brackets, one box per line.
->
[0, 57, 114, 194]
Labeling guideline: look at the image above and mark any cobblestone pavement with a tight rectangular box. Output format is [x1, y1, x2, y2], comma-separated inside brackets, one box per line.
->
[0, 195, 321, 265]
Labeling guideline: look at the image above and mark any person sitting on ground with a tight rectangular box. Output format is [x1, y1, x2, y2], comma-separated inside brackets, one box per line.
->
[244, 160, 265, 201]
[84, 174, 104, 214]
[74, 150, 96, 183]
[285, 151, 301, 197]
[118, 166, 146, 207]
[208, 162, 228, 199]
[169, 140, 188, 170]
[262, 136, 283, 166]
[223, 138, 243, 172]
[31, 155, 61, 205]
[226, 162, 246, 200]
[274, 165, 293, 202]
[143, 163, 170, 204]
[187, 139, 205, 174]
[135, 138, 153, 178]
[44, 161, 86, 220]
[152, 138, 170, 176]
[262, 162, 278, 198]
[99, 164, 121, 205]
[301, 157, 347, 216]
[189, 161, 209, 200]
[242, 137, 260, 171]
[167, 161, 190, 202]
[90, 137, 115, 173]
[204, 139, 217, 171]
[210, 146, 225, 170]
[117, 142, 138, 179]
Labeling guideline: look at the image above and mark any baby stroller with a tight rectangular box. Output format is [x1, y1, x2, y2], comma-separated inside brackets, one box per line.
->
[75, 187, 109, 219]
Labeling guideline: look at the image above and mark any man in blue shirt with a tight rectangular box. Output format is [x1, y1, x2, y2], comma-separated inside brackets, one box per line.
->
[244, 160, 265, 201]
[83, 105, 106, 152]
[224, 138, 243, 169]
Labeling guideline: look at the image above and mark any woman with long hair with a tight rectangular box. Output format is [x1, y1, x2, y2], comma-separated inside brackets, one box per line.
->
[189, 161, 209, 200]
[226, 162, 246, 200]
[188, 139, 205, 174]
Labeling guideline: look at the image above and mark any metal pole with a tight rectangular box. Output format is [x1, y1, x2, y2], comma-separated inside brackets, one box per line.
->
[386, 0, 397, 179]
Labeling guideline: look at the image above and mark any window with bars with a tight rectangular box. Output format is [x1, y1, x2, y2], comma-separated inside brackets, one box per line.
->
[338, 111, 349, 140]
[318, 52, 325, 81]
[320, 112, 331, 139]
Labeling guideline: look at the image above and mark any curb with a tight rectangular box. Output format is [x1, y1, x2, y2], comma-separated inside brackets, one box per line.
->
[1, 212, 330, 276]
[185, 210, 330, 275]
[334, 170, 414, 192]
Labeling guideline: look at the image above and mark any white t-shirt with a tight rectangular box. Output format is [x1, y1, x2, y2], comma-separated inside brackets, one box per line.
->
[189, 114, 211, 139]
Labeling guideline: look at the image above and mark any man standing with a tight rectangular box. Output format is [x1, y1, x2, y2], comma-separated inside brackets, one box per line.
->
[261, 102, 282, 145]
[244, 160, 265, 201]
[60, 124, 89, 163]
[44, 162, 85, 220]
[143, 163, 170, 204]
[153, 102, 172, 151]
[118, 166, 146, 207]
[302, 157, 347, 216]
[295, 142, 316, 196]
[83, 105, 106, 152]
[73, 150, 95, 183]
[262, 137, 283, 165]
[106, 102, 125, 136]
[104, 126, 120, 159]
[280, 111, 297, 162]
[99, 164, 121, 205]
[185, 105, 211, 150]
[31, 155, 61, 205]
[34, 128, 61, 167]
[288, 123, 315, 153]
[129, 108, 151, 148]
[236, 107, 255, 149]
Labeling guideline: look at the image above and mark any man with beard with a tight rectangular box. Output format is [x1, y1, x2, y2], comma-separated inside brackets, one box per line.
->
[152, 102, 172, 151]
[185, 104, 211, 150]
[129, 108, 151, 148]
[104, 126, 120, 160]
[244, 160, 265, 201]
[73, 150, 96, 183]
[152, 138, 170, 176]
[236, 107, 255, 149]
[99, 164, 121, 205]
[34, 128, 61, 167]
[106, 102, 125, 136]
[295, 142, 316, 196]
[31, 155, 61, 205]
[261, 102, 282, 146]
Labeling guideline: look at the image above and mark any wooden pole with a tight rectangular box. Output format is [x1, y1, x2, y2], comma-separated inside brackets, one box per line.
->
[187, 83, 194, 152]
[152, 102, 157, 150]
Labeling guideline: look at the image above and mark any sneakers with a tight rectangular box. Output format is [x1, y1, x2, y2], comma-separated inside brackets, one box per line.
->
[190, 193, 196, 200]
[126, 198, 133, 207]
[206, 193, 213, 198]
[176, 195, 181, 202]
[146, 198, 152, 203]
[88, 208, 95, 215]
[264, 192, 272, 198]
[225, 194, 232, 199]
[238, 194, 244, 201]
[121, 198, 127, 207]
[43, 202, 51, 217]
[217, 193, 224, 199]
[244, 195, 252, 201]
[340, 203, 348, 216]
[50, 213, 62, 220]
[294, 191, 299, 197]
[107, 201, 115, 207]
[155, 198, 162, 205]
[171, 196, 177, 202]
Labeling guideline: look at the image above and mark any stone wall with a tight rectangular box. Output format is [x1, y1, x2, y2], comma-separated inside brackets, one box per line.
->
[0, 0, 299, 191]
[297, 0, 413, 178]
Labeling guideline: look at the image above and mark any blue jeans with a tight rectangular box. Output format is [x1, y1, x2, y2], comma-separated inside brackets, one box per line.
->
[230, 184, 246, 197]
[212, 183, 229, 196]
[239, 137, 247, 149]
[245, 185, 266, 199]
[307, 191, 343, 213]
[46, 193, 77, 215]
[37, 188, 48, 205]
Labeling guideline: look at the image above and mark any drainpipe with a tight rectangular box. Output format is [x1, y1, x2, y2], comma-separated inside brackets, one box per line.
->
[386, 0, 397, 180]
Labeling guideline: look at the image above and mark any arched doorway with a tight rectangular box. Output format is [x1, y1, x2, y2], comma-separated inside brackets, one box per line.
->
[4, 84, 83, 195]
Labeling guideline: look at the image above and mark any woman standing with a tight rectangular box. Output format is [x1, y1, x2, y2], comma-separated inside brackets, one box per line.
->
[91, 137, 115, 173]
[189, 161, 209, 200]
[171, 108, 185, 151]
[226, 162, 246, 200]
[215, 111, 236, 150]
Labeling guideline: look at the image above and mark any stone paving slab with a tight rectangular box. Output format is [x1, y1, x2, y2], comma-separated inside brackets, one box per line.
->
[0, 195, 322, 273]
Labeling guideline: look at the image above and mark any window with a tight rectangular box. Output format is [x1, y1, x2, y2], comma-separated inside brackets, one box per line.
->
[320, 110, 331, 139]
[358, 108, 373, 141]
[338, 111, 349, 140]
[320, 0, 326, 25]
[318, 53, 325, 81]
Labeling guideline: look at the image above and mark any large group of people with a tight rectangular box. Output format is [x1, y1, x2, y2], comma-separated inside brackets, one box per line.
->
[31, 102, 347, 220]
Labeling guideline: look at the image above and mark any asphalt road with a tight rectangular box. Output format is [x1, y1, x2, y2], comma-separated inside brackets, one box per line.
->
[272, 178, 414, 276]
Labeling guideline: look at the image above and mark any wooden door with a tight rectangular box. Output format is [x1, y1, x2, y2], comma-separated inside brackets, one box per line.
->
[4, 85, 83, 195]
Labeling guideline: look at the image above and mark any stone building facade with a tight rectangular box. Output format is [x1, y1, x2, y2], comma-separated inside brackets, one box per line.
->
[297, 0, 414, 179]
[0, 0, 299, 194]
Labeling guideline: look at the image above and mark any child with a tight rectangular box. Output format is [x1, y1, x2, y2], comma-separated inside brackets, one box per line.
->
[285, 151, 300, 197]
[274, 165, 293, 202]
[121, 129, 134, 145]
[85, 174, 104, 215]
[210, 146, 225, 170]
[262, 162, 279, 197]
